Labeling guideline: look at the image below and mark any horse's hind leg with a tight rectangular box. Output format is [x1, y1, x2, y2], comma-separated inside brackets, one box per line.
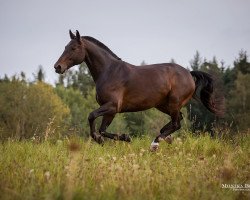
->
[159, 112, 183, 134]
[99, 114, 131, 142]
[151, 111, 182, 151]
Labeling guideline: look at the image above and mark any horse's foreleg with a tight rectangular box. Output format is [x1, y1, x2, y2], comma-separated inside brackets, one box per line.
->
[151, 111, 182, 151]
[99, 114, 131, 142]
[88, 102, 116, 144]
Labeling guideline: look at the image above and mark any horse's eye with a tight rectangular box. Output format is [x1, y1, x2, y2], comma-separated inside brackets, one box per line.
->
[71, 47, 76, 51]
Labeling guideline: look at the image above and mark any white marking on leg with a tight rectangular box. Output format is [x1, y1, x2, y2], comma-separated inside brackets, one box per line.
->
[150, 140, 159, 151]
[151, 141, 159, 147]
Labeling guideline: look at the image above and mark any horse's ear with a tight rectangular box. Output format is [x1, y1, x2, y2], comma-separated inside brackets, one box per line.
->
[69, 30, 75, 40]
[76, 30, 81, 43]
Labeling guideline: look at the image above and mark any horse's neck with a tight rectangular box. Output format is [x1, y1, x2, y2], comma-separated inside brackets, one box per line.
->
[84, 41, 113, 82]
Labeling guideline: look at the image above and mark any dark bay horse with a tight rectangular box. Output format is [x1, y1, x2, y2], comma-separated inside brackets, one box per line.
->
[54, 30, 224, 150]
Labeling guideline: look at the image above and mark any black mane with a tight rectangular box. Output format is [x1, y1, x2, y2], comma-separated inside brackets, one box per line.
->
[83, 36, 121, 60]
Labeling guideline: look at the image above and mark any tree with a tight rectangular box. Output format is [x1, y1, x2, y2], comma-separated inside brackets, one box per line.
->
[187, 53, 225, 133]
[124, 112, 146, 136]
[0, 81, 70, 140]
[223, 51, 250, 131]
[234, 50, 250, 74]
[227, 72, 250, 131]
[20, 71, 26, 82]
[189, 51, 202, 71]
[57, 63, 95, 96]
[57, 74, 65, 86]
[140, 60, 147, 66]
[55, 86, 127, 137]
[170, 58, 176, 64]
[34, 65, 45, 82]
[55, 85, 95, 135]
[0, 74, 10, 83]
[223, 67, 237, 97]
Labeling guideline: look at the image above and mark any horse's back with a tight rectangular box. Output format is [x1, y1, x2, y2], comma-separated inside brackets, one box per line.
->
[129, 62, 194, 93]
[119, 63, 195, 112]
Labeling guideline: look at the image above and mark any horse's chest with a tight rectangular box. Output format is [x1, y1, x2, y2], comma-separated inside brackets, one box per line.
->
[95, 85, 120, 105]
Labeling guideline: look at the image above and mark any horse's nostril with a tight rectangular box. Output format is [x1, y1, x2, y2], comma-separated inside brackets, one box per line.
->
[55, 65, 62, 73]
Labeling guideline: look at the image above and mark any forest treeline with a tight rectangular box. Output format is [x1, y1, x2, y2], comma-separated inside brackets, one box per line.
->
[0, 50, 249, 140]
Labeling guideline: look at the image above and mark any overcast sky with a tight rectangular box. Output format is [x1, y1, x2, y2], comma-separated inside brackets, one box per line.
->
[0, 0, 249, 83]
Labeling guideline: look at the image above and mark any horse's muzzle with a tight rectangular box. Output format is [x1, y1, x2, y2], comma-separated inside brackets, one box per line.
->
[54, 65, 63, 74]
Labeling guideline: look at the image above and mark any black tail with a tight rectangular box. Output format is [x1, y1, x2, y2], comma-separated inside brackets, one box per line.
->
[190, 71, 225, 117]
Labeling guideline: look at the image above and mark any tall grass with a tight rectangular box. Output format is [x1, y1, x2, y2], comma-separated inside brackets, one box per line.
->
[0, 131, 249, 200]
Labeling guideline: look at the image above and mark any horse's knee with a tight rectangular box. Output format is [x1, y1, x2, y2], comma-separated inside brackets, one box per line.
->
[88, 112, 95, 122]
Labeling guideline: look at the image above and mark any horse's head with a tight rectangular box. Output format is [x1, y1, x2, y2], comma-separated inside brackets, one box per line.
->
[54, 30, 86, 74]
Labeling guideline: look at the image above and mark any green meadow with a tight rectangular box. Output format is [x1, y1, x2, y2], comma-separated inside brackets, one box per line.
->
[0, 132, 249, 200]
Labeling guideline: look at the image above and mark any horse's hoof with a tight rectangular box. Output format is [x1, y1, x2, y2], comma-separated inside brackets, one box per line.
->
[96, 136, 104, 145]
[119, 134, 131, 142]
[150, 141, 159, 152]
[165, 135, 173, 144]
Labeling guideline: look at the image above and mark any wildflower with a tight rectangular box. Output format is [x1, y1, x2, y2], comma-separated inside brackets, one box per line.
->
[133, 164, 140, 170]
[44, 171, 50, 181]
[140, 148, 146, 153]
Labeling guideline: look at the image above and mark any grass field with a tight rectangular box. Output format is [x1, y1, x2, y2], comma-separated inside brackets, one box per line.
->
[0, 132, 249, 200]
